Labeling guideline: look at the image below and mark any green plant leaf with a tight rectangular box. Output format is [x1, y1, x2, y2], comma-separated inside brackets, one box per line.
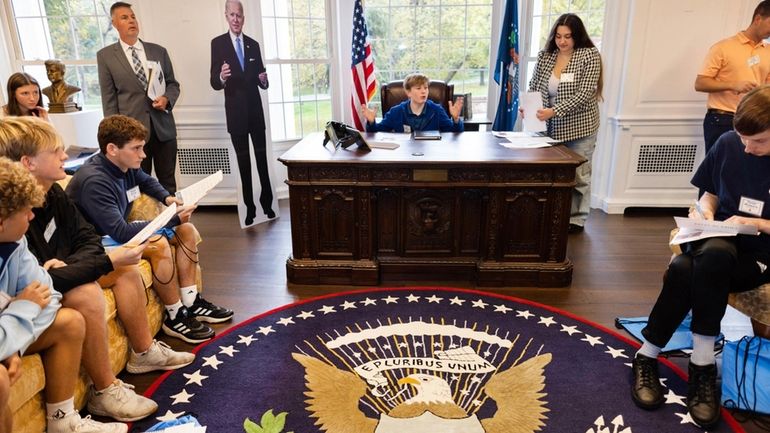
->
[272, 412, 287, 432]
[260, 409, 275, 428]
[243, 418, 265, 433]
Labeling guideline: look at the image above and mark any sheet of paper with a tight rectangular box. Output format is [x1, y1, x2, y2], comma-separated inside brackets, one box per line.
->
[176, 170, 223, 205]
[498, 135, 556, 149]
[63, 151, 97, 171]
[367, 141, 400, 149]
[124, 203, 177, 246]
[670, 216, 759, 245]
[521, 92, 547, 132]
[147, 60, 166, 100]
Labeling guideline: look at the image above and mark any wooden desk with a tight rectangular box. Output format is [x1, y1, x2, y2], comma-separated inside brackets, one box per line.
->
[278, 132, 585, 287]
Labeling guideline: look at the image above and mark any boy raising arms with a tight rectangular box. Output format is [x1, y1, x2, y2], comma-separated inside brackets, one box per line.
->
[67, 115, 233, 343]
[0, 117, 195, 422]
[0, 157, 125, 432]
[361, 73, 464, 133]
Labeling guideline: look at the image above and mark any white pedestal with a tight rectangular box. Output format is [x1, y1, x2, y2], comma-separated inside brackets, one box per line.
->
[49, 110, 103, 150]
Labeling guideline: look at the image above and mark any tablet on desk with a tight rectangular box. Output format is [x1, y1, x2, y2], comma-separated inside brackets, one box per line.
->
[412, 130, 441, 140]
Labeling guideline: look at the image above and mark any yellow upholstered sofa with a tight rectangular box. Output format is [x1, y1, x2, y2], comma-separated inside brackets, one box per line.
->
[9, 190, 192, 433]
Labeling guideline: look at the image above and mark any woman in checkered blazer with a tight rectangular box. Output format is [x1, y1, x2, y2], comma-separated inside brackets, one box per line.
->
[525, 13, 603, 233]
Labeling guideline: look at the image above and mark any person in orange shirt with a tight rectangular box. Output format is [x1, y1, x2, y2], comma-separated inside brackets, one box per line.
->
[695, 0, 770, 154]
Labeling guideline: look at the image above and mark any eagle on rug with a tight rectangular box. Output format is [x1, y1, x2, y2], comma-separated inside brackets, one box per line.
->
[292, 352, 552, 433]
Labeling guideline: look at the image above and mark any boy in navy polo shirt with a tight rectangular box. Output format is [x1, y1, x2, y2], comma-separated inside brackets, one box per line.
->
[631, 85, 770, 428]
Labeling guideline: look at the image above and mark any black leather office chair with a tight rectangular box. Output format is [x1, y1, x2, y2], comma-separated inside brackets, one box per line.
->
[379, 79, 454, 117]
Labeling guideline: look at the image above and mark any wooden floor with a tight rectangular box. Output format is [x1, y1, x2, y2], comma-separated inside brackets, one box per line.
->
[120, 201, 768, 432]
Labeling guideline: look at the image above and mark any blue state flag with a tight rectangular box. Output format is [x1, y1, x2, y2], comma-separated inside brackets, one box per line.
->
[492, 0, 519, 131]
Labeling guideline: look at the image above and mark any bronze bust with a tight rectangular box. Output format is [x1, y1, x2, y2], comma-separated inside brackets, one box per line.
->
[41, 59, 81, 113]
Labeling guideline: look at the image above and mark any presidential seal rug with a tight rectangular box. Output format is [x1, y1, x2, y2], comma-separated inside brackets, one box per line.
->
[133, 288, 744, 433]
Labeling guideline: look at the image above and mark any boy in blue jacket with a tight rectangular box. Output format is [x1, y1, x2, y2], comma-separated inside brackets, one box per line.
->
[0, 157, 125, 432]
[361, 73, 464, 133]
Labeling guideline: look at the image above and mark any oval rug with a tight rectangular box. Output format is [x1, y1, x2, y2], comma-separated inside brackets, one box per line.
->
[133, 288, 744, 433]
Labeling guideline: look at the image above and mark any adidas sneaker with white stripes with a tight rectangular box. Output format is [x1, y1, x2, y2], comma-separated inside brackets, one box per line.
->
[161, 306, 215, 344]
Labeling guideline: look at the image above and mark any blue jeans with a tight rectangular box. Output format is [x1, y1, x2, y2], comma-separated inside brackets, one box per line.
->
[702, 112, 733, 155]
[562, 133, 597, 226]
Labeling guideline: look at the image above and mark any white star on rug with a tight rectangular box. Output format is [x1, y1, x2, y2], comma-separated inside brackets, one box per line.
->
[219, 345, 239, 357]
[560, 324, 580, 335]
[414, 341, 423, 347]
[538, 316, 556, 327]
[472, 299, 489, 309]
[296, 311, 315, 320]
[426, 295, 443, 303]
[257, 326, 275, 335]
[470, 377, 481, 383]
[434, 342, 442, 347]
[472, 399, 482, 406]
[516, 309, 534, 319]
[675, 412, 697, 425]
[382, 296, 399, 304]
[664, 389, 686, 406]
[318, 305, 336, 314]
[183, 370, 208, 387]
[237, 335, 256, 346]
[361, 297, 377, 306]
[276, 316, 295, 325]
[353, 352, 362, 359]
[406, 294, 420, 302]
[581, 334, 603, 346]
[605, 346, 628, 359]
[170, 389, 194, 405]
[483, 350, 492, 357]
[449, 296, 465, 305]
[202, 355, 223, 370]
[383, 344, 391, 350]
[494, 304, 512, 313]
[398, 342, 408, 348]
[460, 389, 470, 396]
[156, 410, 184, 422]
[340, 301, 357, 310]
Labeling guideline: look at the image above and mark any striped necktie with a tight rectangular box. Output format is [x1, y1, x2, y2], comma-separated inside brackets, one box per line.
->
[130, 46, 148, 89]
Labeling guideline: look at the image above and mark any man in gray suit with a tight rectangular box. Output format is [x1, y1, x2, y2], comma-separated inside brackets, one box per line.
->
[97, 1, 180, 193]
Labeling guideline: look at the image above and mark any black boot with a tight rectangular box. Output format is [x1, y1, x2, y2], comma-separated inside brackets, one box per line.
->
[687, 362, 720, 428]
[631, 354, 664, 409]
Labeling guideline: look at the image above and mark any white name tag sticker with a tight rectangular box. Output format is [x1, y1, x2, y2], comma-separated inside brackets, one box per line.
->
[748, 55, 760, 67]
[739, 196, 764, 217]
[403, 125, 412, 133]
[43, 218, 56, 243]
[561, 73, 575, 82]
[127, 186, 141, 203]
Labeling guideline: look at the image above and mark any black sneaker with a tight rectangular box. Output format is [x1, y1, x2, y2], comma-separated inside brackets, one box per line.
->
[162, 306, 215, 344]
[687, 362, 720, 428]
[631, 354, 664, 409]
[189, 294, 234, 323]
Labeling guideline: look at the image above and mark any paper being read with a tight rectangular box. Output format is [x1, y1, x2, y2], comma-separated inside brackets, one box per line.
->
[125, 203, 177, 246]
[521, 92, 547, 132]
[176, 170, 223, 205]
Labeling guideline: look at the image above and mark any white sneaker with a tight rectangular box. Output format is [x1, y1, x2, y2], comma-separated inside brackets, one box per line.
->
[87, 379, 158, 422]
[47, 410, 127, 433]
[127, 339, 195, 374]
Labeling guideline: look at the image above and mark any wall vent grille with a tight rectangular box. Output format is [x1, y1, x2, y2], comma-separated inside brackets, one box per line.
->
[636, 144, 696, 173]
[178, 148, 231, 175]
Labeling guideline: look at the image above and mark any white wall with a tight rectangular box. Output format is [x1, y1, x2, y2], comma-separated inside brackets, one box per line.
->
[593, 0, 756, 212]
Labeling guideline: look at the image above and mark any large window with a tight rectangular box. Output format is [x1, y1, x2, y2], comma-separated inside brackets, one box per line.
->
[6, 0, 117, 109]
[365, 0, 493, 119]
[261, 0, 331, 141]
[522, 0, 605, 89]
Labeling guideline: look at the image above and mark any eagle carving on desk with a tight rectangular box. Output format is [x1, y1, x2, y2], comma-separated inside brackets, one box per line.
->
[292, 352, 552, 433]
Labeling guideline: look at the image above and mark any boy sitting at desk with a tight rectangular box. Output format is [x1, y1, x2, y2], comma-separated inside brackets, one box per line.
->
[360, 73, 464, 133]
[0, 157, 126, 432]
[66, 115, 234, 344]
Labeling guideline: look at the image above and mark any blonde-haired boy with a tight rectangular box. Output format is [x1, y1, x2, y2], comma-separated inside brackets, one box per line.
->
[0, 157, 126, 432]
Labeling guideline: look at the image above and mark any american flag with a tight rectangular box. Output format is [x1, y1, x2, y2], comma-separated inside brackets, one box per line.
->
[350, 0, 376, 131]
